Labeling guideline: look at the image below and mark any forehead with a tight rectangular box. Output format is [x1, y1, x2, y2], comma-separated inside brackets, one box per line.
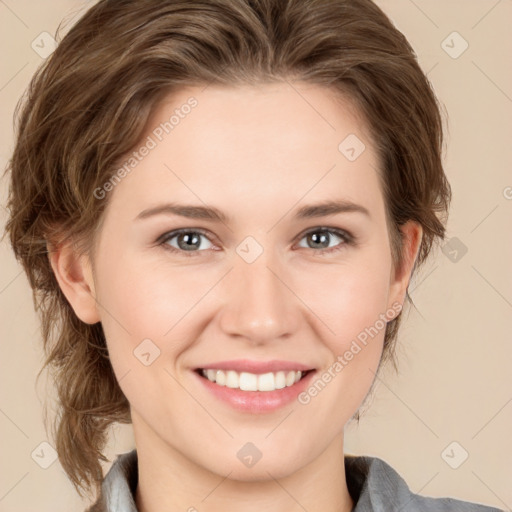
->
[147, 82, 373, 166]
[104, 82, 385, 225]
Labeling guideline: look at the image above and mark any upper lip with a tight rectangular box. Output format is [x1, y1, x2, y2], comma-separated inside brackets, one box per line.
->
[196, 359, 315, 374]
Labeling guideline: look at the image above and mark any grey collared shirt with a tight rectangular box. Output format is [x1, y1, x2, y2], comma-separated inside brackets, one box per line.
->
[86, 449, 504, 511]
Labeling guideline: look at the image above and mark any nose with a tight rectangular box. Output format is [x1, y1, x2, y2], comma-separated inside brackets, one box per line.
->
[218, 252, 300, 345]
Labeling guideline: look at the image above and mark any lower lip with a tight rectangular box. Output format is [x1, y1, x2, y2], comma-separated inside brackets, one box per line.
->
[193, 370, 316, 413]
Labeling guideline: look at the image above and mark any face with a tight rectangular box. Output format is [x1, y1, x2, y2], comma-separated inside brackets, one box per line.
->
[60, 82, 420, 480]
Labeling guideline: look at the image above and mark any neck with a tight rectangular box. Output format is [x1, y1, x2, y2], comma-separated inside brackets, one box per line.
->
[133, 421, 354, 512]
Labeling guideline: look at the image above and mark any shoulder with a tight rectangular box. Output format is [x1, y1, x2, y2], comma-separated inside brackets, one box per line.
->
[344, 454, 504, 512]
[84, 450, 139, 512]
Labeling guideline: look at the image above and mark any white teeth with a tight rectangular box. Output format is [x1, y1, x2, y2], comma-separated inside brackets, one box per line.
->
[239, 372, 258, 391]
[258, 372, 275, 391]
[275, 371, 286, 389]
[285, 371, 296, 387]
[200, 369, 305, 391]
[225, 370, 238, 388]
[215, 370, 226, 386]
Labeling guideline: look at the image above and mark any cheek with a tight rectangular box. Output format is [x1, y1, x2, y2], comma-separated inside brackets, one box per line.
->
[336, 270, 390, 344]
[92, 253, 192, 373]
[295, 254, 392, 345]
[92, 257, 199, 416]
[294, 265, 390, 426]
[309, 271, 388, 381]
[292, 249, 392, 403]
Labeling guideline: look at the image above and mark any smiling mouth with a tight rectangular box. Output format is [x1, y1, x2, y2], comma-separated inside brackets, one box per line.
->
[195, 368, 314, 392]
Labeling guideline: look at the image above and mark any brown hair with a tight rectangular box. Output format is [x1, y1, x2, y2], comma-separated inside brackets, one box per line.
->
[3, 0, 451, 500]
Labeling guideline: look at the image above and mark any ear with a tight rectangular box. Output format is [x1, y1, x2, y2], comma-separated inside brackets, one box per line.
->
[387, 220, 423, 310]
[48, 241, 101, 324]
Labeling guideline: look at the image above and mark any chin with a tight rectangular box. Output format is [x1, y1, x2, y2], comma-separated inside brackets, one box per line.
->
[195, 450, 307, 483]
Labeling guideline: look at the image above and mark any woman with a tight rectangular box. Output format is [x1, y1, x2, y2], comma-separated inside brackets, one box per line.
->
[4, 0, 504, 511]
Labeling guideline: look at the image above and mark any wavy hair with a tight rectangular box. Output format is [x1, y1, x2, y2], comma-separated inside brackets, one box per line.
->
[4, 0, 451, 500]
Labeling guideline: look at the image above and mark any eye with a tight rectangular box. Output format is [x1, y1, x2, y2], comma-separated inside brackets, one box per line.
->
[158, 229, 214, 257]
[296, 227, 354, 254]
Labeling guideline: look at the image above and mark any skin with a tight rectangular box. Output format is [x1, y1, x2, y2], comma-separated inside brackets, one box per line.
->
[50, 82, 422, 512]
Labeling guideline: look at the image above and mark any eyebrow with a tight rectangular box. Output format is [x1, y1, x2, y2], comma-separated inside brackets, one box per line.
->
[135, 199, 371, 223]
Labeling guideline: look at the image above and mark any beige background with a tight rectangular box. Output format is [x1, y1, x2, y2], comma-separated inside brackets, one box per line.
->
[1, 0, 511, 510]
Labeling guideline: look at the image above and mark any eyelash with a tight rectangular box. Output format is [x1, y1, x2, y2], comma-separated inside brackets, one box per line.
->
[156, 227, 355, 258]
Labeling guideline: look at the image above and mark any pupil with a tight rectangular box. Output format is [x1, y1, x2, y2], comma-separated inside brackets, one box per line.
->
[310, 232, 329, 248]
[179, 232, 200, 251]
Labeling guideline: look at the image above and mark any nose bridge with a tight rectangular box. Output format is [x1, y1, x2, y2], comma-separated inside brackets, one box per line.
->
[219, 248, 297, 343]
